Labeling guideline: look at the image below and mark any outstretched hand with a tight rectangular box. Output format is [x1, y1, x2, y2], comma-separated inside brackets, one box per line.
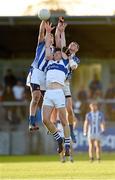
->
[45, 21, 55, 33]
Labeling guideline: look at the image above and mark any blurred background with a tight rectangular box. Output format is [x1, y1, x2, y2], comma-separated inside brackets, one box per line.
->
[0, 0, 115, 155]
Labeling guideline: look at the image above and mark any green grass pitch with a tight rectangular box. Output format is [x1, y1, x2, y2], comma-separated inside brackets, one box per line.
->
[0, 153, 115, 180]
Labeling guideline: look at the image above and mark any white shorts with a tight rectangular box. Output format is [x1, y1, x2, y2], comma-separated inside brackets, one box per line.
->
[26, 67, 46, 91]
[43, 89, 65, 108]
[88, 134, 102, 141]
[63, 80, 71, 97]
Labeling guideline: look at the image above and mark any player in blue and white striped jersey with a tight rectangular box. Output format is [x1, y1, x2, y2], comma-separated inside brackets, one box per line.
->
[63, 44, 80, 143]
[42, 23, 71, 156]
[83, 102, 105, 162]
[55, 17, 80, 143]
[43, 49, 71, 156]
[26, 20, 54, 131]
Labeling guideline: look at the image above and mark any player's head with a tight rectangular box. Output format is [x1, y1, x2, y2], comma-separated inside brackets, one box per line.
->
[68, 42, 79, 54]
[53, 48, 62, 61]
[89, 102, 98, 112]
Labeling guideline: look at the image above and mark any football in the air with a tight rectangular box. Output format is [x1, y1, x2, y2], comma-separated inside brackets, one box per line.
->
[38, 9, 51, 20]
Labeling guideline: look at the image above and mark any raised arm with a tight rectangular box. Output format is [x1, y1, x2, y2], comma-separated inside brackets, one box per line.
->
[55, 22, 61, 48]
[38, 20, 46, 43]
[60, 23, 67, 48]
[55, 17, 67, 49]
[45, 22, 54, 59]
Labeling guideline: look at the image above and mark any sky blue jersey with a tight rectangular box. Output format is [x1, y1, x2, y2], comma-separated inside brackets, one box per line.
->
[86, 111, 105, 136]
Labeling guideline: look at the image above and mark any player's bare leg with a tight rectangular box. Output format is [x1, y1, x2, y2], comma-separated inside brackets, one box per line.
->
[42, 106, 56, 133]
[88, 139, 95, 162]
[45, 108, 58, 134]
[42, 105, 63, 153]
[50, 108, 58, 124]
[30, 90, 41, 115]
[95, 140, 101, 162]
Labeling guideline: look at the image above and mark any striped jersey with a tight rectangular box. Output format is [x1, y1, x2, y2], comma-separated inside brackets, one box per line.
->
[86, 111, 105, 136]
[31, 41, 54, 72]
[46, 59, 69, 86]
[66, 54, 80, 80]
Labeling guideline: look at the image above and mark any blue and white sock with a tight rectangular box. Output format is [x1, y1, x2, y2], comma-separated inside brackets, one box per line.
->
[64, 137, 71, 149]
[53, 131, 62, 143]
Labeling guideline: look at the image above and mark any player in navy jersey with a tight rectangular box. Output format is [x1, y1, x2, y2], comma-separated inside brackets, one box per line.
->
[26, 20, 54, 131]
[83, 102, 105, 162]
